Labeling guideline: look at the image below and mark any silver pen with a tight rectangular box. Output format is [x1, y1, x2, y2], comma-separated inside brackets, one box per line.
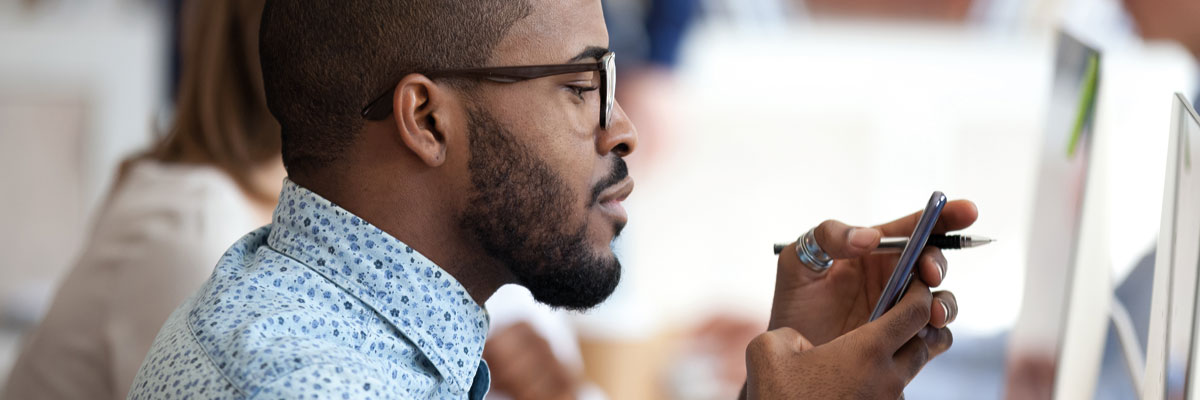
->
[772, 234, 994, 255]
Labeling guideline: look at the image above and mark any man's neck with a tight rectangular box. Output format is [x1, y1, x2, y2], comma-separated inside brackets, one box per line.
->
[289, 172, 511, 306]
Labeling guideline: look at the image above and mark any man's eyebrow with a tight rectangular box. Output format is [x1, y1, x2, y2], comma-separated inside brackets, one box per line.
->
[568, 46, 610, 63]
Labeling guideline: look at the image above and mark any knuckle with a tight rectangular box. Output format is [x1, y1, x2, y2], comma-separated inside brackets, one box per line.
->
[747, 333, 772, 353]
[817, 219, 841, 232]
[749, 329, 787, 353]
[906, 299, 932, 325]
[854, 336, 888, 363]
[915, 301, 932, 323]
[885, 303, 930, 339]
[816, 220, 841, 244]
[747, 329, 800, 367]
[746, 334, 771, 365]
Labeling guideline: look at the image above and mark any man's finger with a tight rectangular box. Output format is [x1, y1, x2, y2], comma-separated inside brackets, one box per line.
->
[931, 291, 958, 328]
[874, 200, 979, 237]
[918, 247, 947, 287]
[892, 335, 932, 385]
[853, 280, 933, 354]
[922, 326, 954, 358]
[814, 219, 882, 259]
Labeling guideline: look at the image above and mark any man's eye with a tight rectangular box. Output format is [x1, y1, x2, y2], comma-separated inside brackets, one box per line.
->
[567, 85, 599, 99]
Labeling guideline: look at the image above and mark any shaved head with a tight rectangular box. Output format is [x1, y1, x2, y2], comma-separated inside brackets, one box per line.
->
[259, 0, 532, 177]
[257, 0, 639, 310]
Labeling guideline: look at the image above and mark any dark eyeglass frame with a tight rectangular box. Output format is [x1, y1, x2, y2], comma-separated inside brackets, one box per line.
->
[361, 52, 616, 129]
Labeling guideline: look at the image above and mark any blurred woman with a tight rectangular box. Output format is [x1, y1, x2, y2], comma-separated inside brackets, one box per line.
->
[1, 0, 281, 398]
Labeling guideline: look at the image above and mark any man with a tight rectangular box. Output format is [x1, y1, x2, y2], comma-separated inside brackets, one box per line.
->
[129, 0, 975, 398]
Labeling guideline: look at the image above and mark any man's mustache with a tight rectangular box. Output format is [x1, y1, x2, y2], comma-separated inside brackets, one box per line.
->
[590, 157, 629, 205]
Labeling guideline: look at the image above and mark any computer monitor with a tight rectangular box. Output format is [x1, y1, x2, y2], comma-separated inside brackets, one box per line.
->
[1005, 30, 1101, 399]
[1145, 93, 1200, 400]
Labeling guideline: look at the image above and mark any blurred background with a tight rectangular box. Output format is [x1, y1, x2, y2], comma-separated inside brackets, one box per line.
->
[0, 0, 1196, 399]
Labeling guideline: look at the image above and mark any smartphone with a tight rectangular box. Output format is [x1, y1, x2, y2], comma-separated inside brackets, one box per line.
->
[868, 191, 947, 321]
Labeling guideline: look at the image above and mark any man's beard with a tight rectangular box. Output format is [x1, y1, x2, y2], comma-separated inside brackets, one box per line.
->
[457, 107, 626, 311]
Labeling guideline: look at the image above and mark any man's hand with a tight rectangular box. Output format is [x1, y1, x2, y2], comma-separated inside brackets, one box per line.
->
[483, 322, 581, 400]
[746, 280, 948, 399]
[743, 199, 977, 399]
[769, 199, 977, 346]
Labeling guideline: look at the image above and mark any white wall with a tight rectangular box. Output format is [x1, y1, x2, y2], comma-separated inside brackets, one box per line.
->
[594, 20, 1196, 338]
[0, 4, 162, 332]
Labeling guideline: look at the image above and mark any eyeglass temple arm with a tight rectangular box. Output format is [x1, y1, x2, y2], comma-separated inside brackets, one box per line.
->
[428, 63, 602, 81]
[363, 62, 604, 120]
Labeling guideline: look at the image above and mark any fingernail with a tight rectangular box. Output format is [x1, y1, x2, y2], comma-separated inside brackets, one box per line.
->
[918, 326, 932, 339]
[940, 300, 951, 324]
[938, 259, 946, 282]
[848, 228, 876, 248]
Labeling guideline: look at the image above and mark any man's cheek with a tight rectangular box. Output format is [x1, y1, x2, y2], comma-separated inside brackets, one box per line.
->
[550, 160, 596, 208]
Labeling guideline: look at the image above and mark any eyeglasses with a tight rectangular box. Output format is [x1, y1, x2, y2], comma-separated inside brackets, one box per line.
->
[362, 52, 616, 129]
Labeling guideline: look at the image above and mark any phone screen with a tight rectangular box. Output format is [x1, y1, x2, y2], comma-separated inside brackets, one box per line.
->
[869, 191, 947, 321]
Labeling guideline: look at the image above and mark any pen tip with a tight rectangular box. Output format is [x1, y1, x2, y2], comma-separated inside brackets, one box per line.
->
[971, 236, 995, 245]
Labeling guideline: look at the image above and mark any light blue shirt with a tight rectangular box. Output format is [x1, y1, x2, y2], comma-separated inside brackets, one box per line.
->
[129, 180, 491, 399]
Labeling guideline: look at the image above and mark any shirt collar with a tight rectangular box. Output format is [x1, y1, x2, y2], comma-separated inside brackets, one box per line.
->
[266, 179, 489, 395]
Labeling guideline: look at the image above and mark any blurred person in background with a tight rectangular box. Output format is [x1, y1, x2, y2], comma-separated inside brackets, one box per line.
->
[1120, 0, 1200, 109]
[799, 0, 975, 21]
[0, 0, 284, 398]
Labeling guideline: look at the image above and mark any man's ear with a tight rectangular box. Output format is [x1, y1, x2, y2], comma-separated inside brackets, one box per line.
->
[392, 74, 460, 167]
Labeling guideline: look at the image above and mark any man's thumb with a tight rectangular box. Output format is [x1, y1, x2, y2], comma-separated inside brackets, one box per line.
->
[814, 220, 881, 259]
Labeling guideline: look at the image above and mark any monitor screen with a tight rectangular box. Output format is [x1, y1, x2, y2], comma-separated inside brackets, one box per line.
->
[1146, 93, 1200, 399]
[1174, 93, 1200, 400]
[1005, 30, 1100, 399]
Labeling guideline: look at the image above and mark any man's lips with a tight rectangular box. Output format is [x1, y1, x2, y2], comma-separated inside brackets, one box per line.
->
[596, 177, 634, 205]
[595, 178, 634, 222]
